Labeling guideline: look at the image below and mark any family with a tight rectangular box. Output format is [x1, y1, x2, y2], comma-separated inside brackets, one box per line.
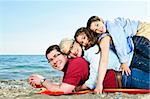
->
[28, 16, 150, 94]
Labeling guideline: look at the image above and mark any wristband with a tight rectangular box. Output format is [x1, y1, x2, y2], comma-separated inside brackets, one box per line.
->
[40, 78, 46, 86]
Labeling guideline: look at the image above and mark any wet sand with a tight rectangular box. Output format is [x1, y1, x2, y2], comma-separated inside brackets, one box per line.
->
[0, 77, 150, 99]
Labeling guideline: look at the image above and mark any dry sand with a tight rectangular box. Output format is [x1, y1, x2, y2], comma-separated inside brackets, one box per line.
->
[0, 77, 150, 99]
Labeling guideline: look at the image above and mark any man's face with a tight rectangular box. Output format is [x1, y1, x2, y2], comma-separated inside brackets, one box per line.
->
[47, 49, 67, 71]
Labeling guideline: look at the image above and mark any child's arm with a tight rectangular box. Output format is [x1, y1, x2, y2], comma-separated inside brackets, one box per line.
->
[94, 35, 110, 94]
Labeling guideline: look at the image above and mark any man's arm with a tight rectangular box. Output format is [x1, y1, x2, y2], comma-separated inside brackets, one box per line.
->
[28, 74, 75, 93]
[42, 80, 75, 93]
[75, 84, 89, 91]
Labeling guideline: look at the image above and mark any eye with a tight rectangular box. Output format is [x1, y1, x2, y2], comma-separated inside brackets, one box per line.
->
[81, 41, 84, 44]
[57, 53, 61, 56]
[54, 54, 57, 58]
[81, 36, 84, 39]
[54, 53, 61, 58]
[96, 23, 99, 27]
[48, 59, 53, 63]
[83, 36, 85, 39]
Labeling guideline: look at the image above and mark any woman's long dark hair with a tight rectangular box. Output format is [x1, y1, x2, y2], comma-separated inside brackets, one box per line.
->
[87, 16, 104, 30]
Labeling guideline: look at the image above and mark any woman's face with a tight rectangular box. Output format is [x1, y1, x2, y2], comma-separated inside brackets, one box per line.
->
[90, 20, 106, 34]
[76, 33, 89, 47]
[64, 41, 83, 58]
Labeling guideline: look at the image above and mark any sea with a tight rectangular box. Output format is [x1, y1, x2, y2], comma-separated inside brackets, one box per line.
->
[0, 55, 63, 80]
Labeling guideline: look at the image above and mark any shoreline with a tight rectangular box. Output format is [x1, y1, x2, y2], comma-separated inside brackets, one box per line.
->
[0, 78, 150, 99]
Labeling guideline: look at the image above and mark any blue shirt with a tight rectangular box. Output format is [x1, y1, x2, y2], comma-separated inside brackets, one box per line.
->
[105, 17, 139, 66]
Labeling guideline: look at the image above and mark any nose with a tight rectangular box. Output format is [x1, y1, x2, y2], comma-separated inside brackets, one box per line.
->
[100, 29, 103, 32]
[52, 63, 58, 69]
[72, 50, 78, 56]
[69, 51, 77, 58]
[99, 27, 103, 31]
[83, 41, 87, 46]
[52, 58, 57, 66]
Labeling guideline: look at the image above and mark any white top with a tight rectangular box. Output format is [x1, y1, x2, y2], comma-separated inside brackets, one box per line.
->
[84, 45, 121, 89]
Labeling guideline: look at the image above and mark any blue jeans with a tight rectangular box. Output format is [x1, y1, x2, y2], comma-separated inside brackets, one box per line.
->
[122, 68, 150, 89]
[131, 36, 150, 72]
[133, 36, 150, 59]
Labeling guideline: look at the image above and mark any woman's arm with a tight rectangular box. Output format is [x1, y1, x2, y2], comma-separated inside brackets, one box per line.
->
[107, 20, 131, 76]
[94, 35, 111, 94]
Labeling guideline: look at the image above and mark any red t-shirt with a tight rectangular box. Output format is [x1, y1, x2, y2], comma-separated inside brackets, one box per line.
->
[62, 57, 89, 86]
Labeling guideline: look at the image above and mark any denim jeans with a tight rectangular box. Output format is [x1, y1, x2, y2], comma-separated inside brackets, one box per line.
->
[132, 36, 150, 59]
[131, 52, 150, 72]
[122, 68, 150, 89]
[131, 36, 150, 72]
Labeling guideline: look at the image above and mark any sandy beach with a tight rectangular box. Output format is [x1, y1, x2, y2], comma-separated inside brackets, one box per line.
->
[0, 77, 150, 99]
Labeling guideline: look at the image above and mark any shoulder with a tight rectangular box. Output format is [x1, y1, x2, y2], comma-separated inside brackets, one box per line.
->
[66, 57, 89, 76]
[70, 57, 86, 62]
[98, 33, 111, 42]
[106, 17, 126, 25]
[69, 57, 89, 66]
[86, 45, 99, 53]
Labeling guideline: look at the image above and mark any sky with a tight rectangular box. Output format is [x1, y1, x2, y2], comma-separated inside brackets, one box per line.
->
[0, 0, 149, 55]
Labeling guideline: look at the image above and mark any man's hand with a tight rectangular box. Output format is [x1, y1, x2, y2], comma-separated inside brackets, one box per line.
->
[28, 74, 45, 88]
[121, 63, 131, 76]
[75, 85, 82, 92]
[75, 84, 89, 92]
[94, 83, 103, 94]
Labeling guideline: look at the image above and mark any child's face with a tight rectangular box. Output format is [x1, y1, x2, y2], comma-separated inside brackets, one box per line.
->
[68, 42, 82, 58]
[76, 33, 89, 47]
[90, 20, 106, 34]
[63, 41, 83, 58]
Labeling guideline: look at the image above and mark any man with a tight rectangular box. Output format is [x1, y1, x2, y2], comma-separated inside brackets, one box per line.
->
[28, 45, 89, 93]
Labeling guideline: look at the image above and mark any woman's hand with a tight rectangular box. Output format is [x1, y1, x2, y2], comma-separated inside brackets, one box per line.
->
[121, 63, 131, 76]
[28, 74, 45, 88]
[94, 83, 103, 94]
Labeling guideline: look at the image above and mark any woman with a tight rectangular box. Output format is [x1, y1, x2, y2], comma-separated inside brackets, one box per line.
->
[86, 16, 150, 73]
